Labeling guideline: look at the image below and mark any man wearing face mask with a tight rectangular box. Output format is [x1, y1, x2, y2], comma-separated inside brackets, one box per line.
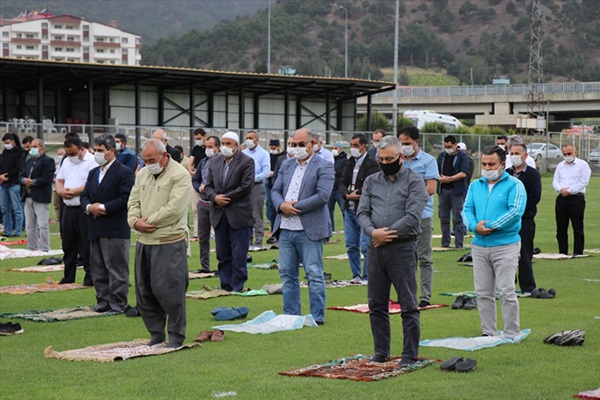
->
[204, 132, 255, 292]
[329, 143, 348, 234]
[128, 138, 191, 347]
[242, 130, 271, 251]
[187, 128, 208, 239]
[462, 145, 526, 339]
[367, 129, 385, 159]
[56, 136, 96, 285]
[271, 128, 334, 325]
[272, 137, 295, 187]
[192, 135, 221, 273]
[398, 126, 439, 307]
[496, 135, 508, 154]
[19, 139, 55, 251]
[507, 144, 541, 294]
[436, 135, 469, 248]
[552, 144, 591, 256]
[152, 129, 182, 163]
[0, 134, 26, 237]
[505, 135, 536, 169]
[114, 133, 137, 171]
[357, 135, 428, 365]
[81, 135, 135, 314]
[313, 133, 335, 164]
[339, 134, 380, 283]
[265, 139, 286, 244]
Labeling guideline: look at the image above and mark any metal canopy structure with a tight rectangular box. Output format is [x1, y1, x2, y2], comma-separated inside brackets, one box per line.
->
[0, 58, 395, 141]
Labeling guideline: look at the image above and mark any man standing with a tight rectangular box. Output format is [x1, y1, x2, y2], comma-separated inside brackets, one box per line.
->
[272, 137, 295, 186]
[329, 142, 348, 234]
[357, 136, 428, 365]
[56, 136, 96, 286]
[128, 138, 191, 347]
[313, 133, 335, 164]
[152, 129, 182, 163]
[242, 130, 271, 251]
[367, 129, 385, 159]
[192, 135, 220, 273]
[265, 139, 285, 244]
[399, 126, 439, 307]
[506, 135, 536, 169]
[188, 128, 207, 176]
[462, 145, 526, 339]
[507, 144, 542, 294]
[0, 134, 25, 237]
[456, 142, 474, 183]
[552, 144, 591, 256]
[81, 135, 135, 314]
[20, 139, 55, 251]
[496, 135, 508, 153]
[114, 133, 138, 171]
[437, 135, 469, 248]
[271, 128, 334, 325]
[204, 132, 255, 292]
[339, 134, 380, 283]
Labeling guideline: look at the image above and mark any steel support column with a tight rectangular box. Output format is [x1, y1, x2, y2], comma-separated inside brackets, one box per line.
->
[37, 78, 44, 138]
[2, 82, 8, 123]
[135, 81, 141, 155]
[253, 93, 260, 129]
[325, 91, 331, 144]
[295, 95, 302, 128]
[189, 83, 196, 149]
[283, 90, 290, 145]
[158, 88, 165, 126]
[87, 78, 94, 142]
[238, 87, 245, 130]
[366, 94, 372, 132]
[336, 98, 343, 132]
[55, 86, 62, 125]
[207, 91, 214, 128]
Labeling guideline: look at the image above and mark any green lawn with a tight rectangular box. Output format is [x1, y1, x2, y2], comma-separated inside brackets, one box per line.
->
[1, 176, 599, 400]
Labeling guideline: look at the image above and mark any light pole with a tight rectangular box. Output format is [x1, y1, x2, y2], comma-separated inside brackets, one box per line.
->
[392, 0, 399, 133]
[267, 0, 271, 73]
[339, 5, 348, 78]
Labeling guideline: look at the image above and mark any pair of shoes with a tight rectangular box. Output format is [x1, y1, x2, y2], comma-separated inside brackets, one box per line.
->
[370, 355, 388, 363]
[452, 295, 477, 310]
[531, 288, 556, 299]
[37, 257, 62, 266]
[418, 300, 431, 308]
[0, 322, 24, 336]
[543, 330, 585, 346]
[198, 268, 213, 274]
[212, 307, 249, 321]
[194, 329, 226, 343]
[106, 309, 123, 315]
[350, 276, 362, 284]
[440, 357, 477, 372]
[124, 305, 140, 318]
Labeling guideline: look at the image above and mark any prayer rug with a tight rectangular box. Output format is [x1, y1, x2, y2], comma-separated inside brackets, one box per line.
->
[420, 328, 530, 351]
[439, 290, 529, 298]
[0, 239, 27, 245]
[324, 239, 341, 244]
[574, 388, 600, 399]
[7, 264, 66, 273]
[247, 261, 278, 270]
[188, 271, 218, 279]
[0, 244, 63, 260]
[327, 301, 448, 314]
[584, 249, 600, 254]
[301, 279, 367, 289]
[533, 253, 591, 260]
[324, 254, 363, 261]
[432, 246, 470, 251]
[230, 289, 269, 297]
[279, 354, 437, 382]
[0, 278, 88, 295]
[186, 286, 230, 300]
[0, 306, 119, 322]
[213, 310, 317, 334]
[432, 234, 473, 239]
[44, 339, 200, 363]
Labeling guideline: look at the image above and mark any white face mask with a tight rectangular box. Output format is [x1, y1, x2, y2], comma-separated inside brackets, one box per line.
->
[269, 149, 279, 155]
[350, 148, 362, 158]
[295, 147, 309, 160]
[94, 152, 108, 166]
[205, 148, 216, 158]
[445, 148, 455, 155]
[331, 149, 339, 157]
[195, 139, 203, 147]
[245, 139, 255, 149]
[372, 141, 380, 148]
[4, 143, 14, 150]
[287, 147, 295, 156]
[402, 145, 415, 157]
[221, 146, 234, 158]
[68, 155, 81, 165]
[498, 144, 506, 151]
[510, 155, 523, 168]
[482, 167, 502, 182]
[146, 160, 163, 175]
[115, 143, 122, 151]
[564, 155, 575, 163]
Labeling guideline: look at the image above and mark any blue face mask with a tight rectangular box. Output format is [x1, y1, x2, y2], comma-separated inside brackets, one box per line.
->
[29, 148, 40, 158]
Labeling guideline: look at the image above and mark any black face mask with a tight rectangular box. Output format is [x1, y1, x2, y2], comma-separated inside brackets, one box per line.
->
[379, 158, 401, 176]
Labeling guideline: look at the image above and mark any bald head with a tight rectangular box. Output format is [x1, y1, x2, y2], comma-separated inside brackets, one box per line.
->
[152, 129, 168, 143]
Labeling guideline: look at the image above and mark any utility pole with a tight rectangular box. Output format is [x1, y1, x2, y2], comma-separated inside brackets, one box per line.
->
[339, 6, 348, 78]
[392, 0, 399, 134]
[527, 0, 545, 125]
[267, 0, 271, 74]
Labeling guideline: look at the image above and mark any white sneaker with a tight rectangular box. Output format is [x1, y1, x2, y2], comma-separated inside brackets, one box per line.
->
[350, 276, 362, 284]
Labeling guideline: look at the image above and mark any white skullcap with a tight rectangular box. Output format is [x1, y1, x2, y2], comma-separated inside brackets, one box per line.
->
[222, 131, 239, 144]
[457, 142, 467, 151]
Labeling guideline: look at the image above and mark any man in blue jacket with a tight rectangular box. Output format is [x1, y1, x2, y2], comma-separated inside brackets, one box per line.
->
[462, 145, 526, 339]
[81, 134, 135, 313]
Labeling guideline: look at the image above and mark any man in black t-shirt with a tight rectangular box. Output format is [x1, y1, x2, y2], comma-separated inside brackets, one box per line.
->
[187, 128, 207, 239]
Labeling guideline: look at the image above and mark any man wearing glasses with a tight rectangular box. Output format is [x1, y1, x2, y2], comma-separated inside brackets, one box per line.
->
[271, 128, 335, 326]
[357, 136, 428, 366]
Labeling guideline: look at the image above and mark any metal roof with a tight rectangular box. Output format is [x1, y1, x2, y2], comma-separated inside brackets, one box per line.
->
[0, 57, 395, 100]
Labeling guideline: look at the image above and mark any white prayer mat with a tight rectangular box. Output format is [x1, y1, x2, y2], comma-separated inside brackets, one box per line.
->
[0, 244, 63, 260]
[420, 329, 530, 351]
[533, 253, 591, 260]
[213, 310, 317, 334]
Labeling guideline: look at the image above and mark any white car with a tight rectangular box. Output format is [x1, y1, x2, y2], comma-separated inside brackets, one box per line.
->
[590, 147, 599, 164]
[528, 142, 563, 162]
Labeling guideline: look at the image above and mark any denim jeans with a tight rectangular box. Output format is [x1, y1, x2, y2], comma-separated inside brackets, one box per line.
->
[0, 184, 24, 236]
[344, 210, 369, 279]
[265, 181, 276, 230]
[438, 188, 465, 248]
[278, 229, 326, 322]
[327, 189, 344, 232]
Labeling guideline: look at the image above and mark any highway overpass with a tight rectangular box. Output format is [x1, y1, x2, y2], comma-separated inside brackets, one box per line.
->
[357, 82, 600, 130]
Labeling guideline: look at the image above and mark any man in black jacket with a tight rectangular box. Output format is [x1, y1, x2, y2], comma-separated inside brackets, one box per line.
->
[507, 143, 542, 294]
[20, 139, 55, 251]
[152, 129, 182, 163]
[0, 133, 26, 237]
[340, 133, 380, 283]
[330, 143, 348, 233]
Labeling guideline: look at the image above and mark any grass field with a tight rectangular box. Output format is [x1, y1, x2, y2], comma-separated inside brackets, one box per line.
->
[381, 66, 460, 86]
[0, 176, 598, 400]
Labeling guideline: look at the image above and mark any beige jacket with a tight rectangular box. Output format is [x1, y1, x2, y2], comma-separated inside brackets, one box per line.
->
[127, 158, 191, 245]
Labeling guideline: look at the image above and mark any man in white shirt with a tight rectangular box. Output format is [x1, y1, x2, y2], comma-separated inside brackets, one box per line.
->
[242, 130, 271, 251]
[313, 133, 335, 164]
[55, 136, 96, 285]
[505, 135, 536, 169]
[552, 144, 591, 255]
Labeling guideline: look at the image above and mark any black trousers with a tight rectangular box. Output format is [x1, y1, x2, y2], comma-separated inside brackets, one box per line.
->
[61, 205, 92, 285]
[517, 218, 536, 293]
[555, 195, 586, 255]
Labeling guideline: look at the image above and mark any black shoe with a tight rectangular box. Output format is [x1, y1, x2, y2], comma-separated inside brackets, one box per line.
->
[371, 355, 388, 363]
[440, 356, 463, 371]
[95, 305, 110, 313]
[455, 358, 477, 372]
[400, 358, 417, 366]
[316, 320, 325, 326]
[106, 309, 123, 315]
[147, 337, 165, 346]
[166, 341, 183, 349]
[462, 297, 477, 310]
[58, 279, 75, 284]
[247, 255, 252, 263]
[266, 237, 278, 244]
[418, 300, 431, 308]
[0, 322, 24, 336]
[124, 305, 140, 318]
[451, 295, 466, 309]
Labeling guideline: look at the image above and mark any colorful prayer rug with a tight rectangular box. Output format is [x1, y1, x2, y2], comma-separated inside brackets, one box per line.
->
[44, 339, 200, 363]
[420, 328, 530, 351]
[0, 306, 119, 322]
[279, 354, 437, 381]
[327, 301, 448, 314]
[7, 264, 66, 273]
[300, 279, 367, 289]
[0, 278, 88, 295]
[574, 387, 600, 399]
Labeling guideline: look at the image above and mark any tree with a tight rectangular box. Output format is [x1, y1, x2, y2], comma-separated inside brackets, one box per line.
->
[356, 112, 390, 132]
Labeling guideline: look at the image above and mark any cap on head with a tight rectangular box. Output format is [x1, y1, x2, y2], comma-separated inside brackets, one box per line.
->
[269, 139, 280, 146]
[457, 142, 467, 151]
[222, 131, 239, 144]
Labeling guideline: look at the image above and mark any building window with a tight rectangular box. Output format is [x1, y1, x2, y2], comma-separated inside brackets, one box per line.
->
[97, 49, 104, 53]
[42, 34, 48, 39]
[109, 49, 115, 54]
[97, 37, 104, 42]
[16, 33, 22, 38]
[55, 47, 63, 52]
[2, 32, 8, 38]
[110, 60, 115, 64]
[66, 25, 74, 30]
[83, 36, 89, 42]
[66, 48, 75, 52]
[16, 45, 22, 49]
[55, 35, 63, 40]
[54, 25, 62, 29]
[42, 45, 48, 51]
[109, 38, 115, 43]
[67, 36, 75, 41]
[3, 43, 8, 48]
[83, 25, 89, 31]
[42, 22, 48, 28]
[83, 47, 89, 53]
[122, 48, 128, 54]
[26, 34, 35, 38]
[26, 45, 35, 50]
[122, 37, 128, 44]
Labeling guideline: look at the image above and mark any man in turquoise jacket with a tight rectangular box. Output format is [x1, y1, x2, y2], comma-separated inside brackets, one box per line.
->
[462, 145, 526, 339]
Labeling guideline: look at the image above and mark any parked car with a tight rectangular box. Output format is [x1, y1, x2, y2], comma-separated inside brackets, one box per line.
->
[528, 142, 563, 161]
[590, 147, 599, 164]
